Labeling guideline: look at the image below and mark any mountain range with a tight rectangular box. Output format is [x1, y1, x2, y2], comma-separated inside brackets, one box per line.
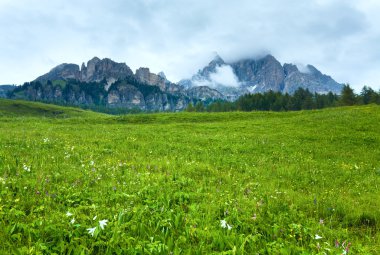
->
[6, 54, 343, 111]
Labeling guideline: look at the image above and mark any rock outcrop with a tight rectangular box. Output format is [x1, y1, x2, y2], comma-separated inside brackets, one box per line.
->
[80, 57, 134, 85]
[186, 86, 224, 101]
[282, 64, 342, 94]
[36, 64, 81, 82]
[36, 57, 134, 87]
[135, 67, 166, 91]
[231, 55, 286, 93]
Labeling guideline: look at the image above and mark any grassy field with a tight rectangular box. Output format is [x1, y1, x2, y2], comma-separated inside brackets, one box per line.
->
[0, 99, 379, 254]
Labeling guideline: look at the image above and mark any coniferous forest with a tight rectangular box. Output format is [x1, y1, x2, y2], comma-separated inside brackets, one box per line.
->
[187, 85, 380, 112]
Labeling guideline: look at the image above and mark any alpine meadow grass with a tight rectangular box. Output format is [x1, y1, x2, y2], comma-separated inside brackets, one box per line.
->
[0, 99, 379, 254]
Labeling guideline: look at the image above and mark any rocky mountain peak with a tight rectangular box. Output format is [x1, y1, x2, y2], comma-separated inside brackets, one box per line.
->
[185, 54, 343, 96]
[135, 67, 168, 91]
[36, 63, 80, 82]
[306, 65, 322, 76]
[158, 71, 167, 80]
[210, 54, 225, 66]
[36, 57, 134, 85]
[283, 63, 299, 77]
[197, 55, 225, 78]
[88, 56, 101, 65]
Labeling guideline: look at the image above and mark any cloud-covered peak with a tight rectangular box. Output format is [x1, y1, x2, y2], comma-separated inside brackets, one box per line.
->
[209, 65, 240, 88]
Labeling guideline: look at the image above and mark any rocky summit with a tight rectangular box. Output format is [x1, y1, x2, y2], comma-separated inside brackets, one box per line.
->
[181, 54, 343, 99]
[36, 57, 134, 87]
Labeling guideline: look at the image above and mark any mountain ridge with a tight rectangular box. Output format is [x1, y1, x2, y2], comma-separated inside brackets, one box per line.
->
[8, 54, 344, 111]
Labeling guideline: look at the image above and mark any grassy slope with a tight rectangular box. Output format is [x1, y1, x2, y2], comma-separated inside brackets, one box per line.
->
[0, 101, 379, 254]
[0, 98, 104, 118]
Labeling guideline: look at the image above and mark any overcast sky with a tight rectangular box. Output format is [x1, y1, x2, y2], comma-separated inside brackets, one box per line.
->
[1, 0, 379, 91]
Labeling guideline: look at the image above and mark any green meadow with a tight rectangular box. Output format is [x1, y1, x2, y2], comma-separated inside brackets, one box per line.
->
[0, 99, 379, 254]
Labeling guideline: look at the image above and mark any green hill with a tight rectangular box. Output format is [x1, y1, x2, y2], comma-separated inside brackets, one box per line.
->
[0, 98, 105, 118]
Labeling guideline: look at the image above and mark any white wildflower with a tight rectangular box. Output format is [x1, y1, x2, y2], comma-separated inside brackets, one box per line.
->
[66, 211, 73, 217]
[99, 219, 108, 230]
[70, 218, 75, 224]
[315, 234, 323, 240]
[93, 215, 97, 220]
[87, 227, 96, 236]
[220, 219, 227, 228]
[23, 164, 30, 172]
[227, 224, 232, 230]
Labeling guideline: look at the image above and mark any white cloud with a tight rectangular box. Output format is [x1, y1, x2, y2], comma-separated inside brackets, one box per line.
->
[209, 65, 240, 88]
[0, 0, 379, 91]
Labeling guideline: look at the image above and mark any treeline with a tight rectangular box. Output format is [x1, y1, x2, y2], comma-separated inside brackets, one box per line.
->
[186, 85, 380, 112]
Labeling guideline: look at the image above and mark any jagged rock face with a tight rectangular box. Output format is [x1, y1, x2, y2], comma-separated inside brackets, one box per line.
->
[36, 58, 133, 86]
[158, 72, 167, 79]
[231, 55, 285, 93]
[198, 55, 225, 78]
[107, 84, 145, 109]
[283, 63, 299, 77]
[135, 67, 166, 91]
[81, 57, 133, 84]
[186, 86, 224, 101]
[12, 82, 99, 105]
[36, 64, 80, 83]
[106, 80, 190, 111]
[283, 65, 343, 94]
[135, 67, 184, 95]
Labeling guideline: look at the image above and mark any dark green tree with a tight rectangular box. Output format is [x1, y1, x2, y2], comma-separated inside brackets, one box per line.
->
[185, 103, 195, 112]
[195, 101, 205, 112]
[340, 84, 356, 106]
[360, 86, 378, 105]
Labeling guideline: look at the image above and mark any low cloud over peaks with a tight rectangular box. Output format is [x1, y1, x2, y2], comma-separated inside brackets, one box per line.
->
[209, 65, 240, 88]
[193, 65, 240, 88]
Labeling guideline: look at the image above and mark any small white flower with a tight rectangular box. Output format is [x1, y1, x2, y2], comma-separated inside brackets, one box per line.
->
[70, 218, 75, 224]
[315, 234, 323, 240]
[220, 219, 227, 228]
[90, 161, 95, 166]
[93, 215, 97, 220]
[87, 227, 96, 236]
[66, 211, 73, 217]
[227, 224, 232, 230]
[23, 164, 31, 172]
[99, 219, 108, 230]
